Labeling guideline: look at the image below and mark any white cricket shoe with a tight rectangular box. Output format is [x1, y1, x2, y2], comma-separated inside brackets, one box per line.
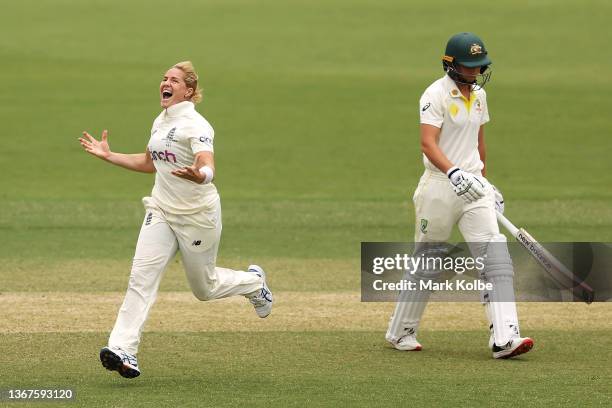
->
[492, 337, 534, 359]
[386, 334, 422, 351]
[247, 265, 273, 318]
[100, 346, 140, 379]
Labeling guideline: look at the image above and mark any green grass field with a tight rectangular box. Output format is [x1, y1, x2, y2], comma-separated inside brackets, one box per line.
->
[1, 0, 611, 406]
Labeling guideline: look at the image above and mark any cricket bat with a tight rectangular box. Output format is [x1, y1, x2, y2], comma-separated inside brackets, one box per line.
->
[496, 211, 594, 303]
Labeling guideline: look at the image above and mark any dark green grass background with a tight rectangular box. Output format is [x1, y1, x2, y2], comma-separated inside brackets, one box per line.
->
[1, 0, 611, 406]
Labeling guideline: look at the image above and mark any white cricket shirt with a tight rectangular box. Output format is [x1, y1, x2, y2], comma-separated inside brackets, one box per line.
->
[419, 74, 490, 175]
[147, 101, 219, 214]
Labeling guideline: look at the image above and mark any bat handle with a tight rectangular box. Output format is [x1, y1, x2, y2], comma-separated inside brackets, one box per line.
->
[496, 211, 519, 237]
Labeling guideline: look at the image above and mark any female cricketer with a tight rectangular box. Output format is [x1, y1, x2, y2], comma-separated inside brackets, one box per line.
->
[78, 61, 273, 378]
[385, 33, 533, 358]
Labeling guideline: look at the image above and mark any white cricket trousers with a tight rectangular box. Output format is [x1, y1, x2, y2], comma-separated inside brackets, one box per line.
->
[386, 169, 509, 343]
[413, 169, 499, 243]
[109, 196, 263, 355]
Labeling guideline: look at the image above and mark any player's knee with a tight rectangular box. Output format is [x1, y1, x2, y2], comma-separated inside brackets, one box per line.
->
[407, 242, 448, 282]
[482, 234, 514, 279]
[131, 255, 167, 274]
[465, 223, 501, 245]
[127, 258, 165, 294]
[410, 267, 442, 282]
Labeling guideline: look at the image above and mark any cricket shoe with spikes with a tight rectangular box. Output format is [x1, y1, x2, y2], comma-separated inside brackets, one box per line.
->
[386, 333, 422, 351]
[492, 337, 534, 359]
[99, 346, 140, 378]
[247, 265, 273, 318]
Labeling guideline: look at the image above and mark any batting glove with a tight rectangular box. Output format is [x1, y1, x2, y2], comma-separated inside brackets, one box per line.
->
[447, 167, 485, 203]
[491, 184, 505, 214]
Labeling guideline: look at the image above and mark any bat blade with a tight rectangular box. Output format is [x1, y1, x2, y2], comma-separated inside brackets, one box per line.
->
[497, 212, 594, 303]
[516, 228, 576, 288]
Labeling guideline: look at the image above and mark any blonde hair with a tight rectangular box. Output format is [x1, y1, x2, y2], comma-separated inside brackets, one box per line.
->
[172, 61, 203, 104]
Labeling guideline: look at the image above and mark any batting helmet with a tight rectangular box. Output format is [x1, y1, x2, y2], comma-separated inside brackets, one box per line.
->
[442, 32, 492, 88]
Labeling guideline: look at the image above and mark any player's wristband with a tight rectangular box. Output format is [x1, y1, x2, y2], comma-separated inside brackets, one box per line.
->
[446, 166, 460, 179]
[198, 166, 214, 184]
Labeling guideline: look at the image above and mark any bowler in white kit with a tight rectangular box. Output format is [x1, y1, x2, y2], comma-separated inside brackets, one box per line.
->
[79, 61, 273, 378]
[385, 33, 533, 358]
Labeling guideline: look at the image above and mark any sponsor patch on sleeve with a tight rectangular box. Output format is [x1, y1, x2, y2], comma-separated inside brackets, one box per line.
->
[199, 135, 213, 147]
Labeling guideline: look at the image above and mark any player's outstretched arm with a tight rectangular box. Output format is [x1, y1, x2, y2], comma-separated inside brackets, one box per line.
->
[171, 151, 215, 184]
[79, 130, 155, 173]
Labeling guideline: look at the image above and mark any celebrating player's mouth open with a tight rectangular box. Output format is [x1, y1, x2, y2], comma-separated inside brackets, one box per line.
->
[385, 33, 533, 359]
[78, 61, 273, 379]
[160, 68, 189, 109]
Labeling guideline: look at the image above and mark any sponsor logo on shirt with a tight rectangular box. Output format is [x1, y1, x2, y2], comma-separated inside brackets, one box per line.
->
[199, 135, 213, 147]
[421, 102, 431, 112]
[150, 149, 177, 163]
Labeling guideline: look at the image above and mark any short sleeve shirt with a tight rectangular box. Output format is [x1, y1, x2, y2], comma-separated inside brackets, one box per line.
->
[147, 101, 219, 214]
[419, 74, 489, 174]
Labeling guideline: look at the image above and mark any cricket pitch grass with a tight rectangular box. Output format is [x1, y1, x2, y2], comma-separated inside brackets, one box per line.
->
[1, 261, 610, 407]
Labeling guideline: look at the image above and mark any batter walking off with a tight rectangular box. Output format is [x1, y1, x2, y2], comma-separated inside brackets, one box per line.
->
[79, 61, 273, 378]
[386, 33, 533, 358]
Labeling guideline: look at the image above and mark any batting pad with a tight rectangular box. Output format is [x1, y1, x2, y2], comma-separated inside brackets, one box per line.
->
[386, 243, 446, 342]
[481, 234, 520, 346]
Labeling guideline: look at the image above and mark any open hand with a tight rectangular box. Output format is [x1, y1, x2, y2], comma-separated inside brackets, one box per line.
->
[171, 165, 205, 184]
[79, 130, 111, 160]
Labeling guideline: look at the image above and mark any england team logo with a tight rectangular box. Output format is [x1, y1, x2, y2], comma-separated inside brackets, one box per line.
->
[162, 127, 177, 148]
